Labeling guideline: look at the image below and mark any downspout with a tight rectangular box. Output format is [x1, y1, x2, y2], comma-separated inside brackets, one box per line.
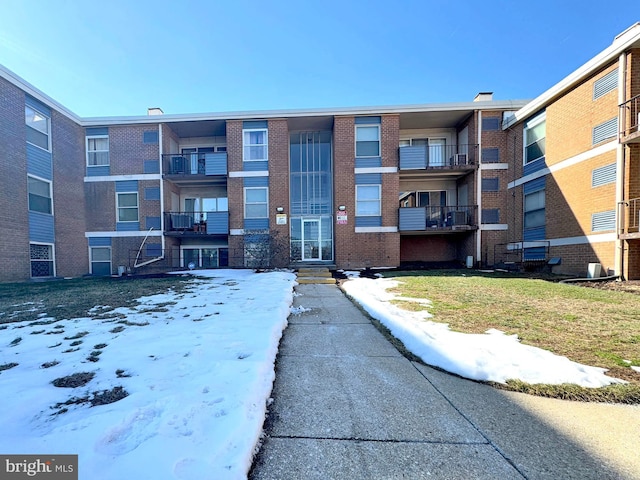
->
[476, 110, 482, 266]
[615, 53, 626, 279]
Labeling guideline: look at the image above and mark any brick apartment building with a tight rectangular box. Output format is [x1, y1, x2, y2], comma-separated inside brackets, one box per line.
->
[1, 24, 639, 282]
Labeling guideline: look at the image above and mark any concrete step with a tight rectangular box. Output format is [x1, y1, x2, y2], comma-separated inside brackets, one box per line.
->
[297, 269, 332, 278]
[296, 268, 335, 284]
[296, 277, 336, 284]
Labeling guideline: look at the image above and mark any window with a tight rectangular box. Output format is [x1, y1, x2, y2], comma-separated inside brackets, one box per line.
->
[30, 243, 54, 277]
[244, 187, 268, 218]
[482, 177, 499, 192]
[25, 105, 50, 150]
[524, 190, 545, 228]
[90, 247, 111, 276]
[524, 114, 546, 164]
[355, 125, 380, 157]
[482, 147, 500, 163]
[28, 176, 52, 214]
[143, 131, 159, 144]
[86, 136, 109, 166]
[117, 193, 139, 222]
[482, 117, 500, 131]
[356, 185, 381, 216]
[243, 129, 268, 161]
[482, 209, 500, 224]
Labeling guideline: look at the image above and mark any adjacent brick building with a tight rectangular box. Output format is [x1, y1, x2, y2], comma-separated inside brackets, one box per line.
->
[1, 23, 640, 281]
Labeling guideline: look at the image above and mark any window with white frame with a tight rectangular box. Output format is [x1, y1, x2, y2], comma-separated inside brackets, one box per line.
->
[524, 190, 545, 228]
[356, 185, 381, 216]
[28, 176, 52, 214]
[524, 114, 546, 164]
[90, 247, 111, 276]
[356, 125, 380, 157]
[30, 243, 54, 277]
[86, 136, 109, 166]
[25, 105, 50, 150]
[243, 129, 268, 161]
[117, 192, 139, 222]
[244, 187, 268, 218]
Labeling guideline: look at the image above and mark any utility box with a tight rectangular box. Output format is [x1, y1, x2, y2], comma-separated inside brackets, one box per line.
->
[587, 263, 602, 279]
[466, 256, 474, 268]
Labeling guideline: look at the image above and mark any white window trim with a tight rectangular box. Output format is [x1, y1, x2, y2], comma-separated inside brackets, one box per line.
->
[25, 105, 51, 152]
[355, 124, 381, 158]
[355, 184, 382, 217]
[89, 246, 112, 275]
[523, 112, 546, 166]
[242, 128, 269, 162]
[30, 242, 56, 278]
[180, 246, 227, 268]
[116, 192, 139, 222]
[86, 135, 110, 167]
[27, 174, 53, 215]
[243, 187, 269, 218]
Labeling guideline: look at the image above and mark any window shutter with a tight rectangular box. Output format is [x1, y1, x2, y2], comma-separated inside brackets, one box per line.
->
[593, 70, 618, 100]
[591, 163, 616, 187]
[591, 210, 615, 231]
[592, 118, 618, 145]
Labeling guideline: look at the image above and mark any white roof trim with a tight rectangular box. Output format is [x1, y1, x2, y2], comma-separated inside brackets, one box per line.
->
[503, 23, 640, 129]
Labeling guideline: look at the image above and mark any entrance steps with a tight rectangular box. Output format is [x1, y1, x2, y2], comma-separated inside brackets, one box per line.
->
[296, 267, 335, 284]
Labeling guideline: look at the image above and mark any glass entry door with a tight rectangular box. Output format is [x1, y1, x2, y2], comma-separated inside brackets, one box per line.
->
[302, 219, 321, 261]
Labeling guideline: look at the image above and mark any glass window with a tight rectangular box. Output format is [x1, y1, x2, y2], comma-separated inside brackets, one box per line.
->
[87, 136, 109, 166]
[91, 247, 111, 276]
[117, 192, 138, 222]
[524, 190, 545, 228]
[30, 243, 54, 277]
[356, 125, 380, 157]
[243, 129, 268, 161]
[524, 114, 546, 164]
[25, 105, 50, 150]
[28, 176, 52, 214]
[356, 185, 381, 216]
[244, 187, 268, 218]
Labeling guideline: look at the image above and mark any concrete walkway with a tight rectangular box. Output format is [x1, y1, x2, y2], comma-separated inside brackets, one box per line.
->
[250, 284, 640, 479]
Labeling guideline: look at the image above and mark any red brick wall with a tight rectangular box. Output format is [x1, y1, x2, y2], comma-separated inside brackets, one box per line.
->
[400, 236, 456, 262]
[226, 120, 244, 266]
[110, 124, 160, 175]
[268, 119, 290, 267]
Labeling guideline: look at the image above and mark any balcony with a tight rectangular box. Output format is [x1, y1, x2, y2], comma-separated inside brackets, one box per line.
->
[163, 153, 227, 184]
[620, 95, 640, 144]
[399, 205, 477, 233]
[164, 211, 229, 236]
[399, 144, 477, 171]
[619, 198, 640, 239]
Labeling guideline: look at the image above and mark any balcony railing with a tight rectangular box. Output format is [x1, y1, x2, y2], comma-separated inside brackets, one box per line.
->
[164, 211, 229, 235]
[399, 205, 477, 232]
[163, 153, 227, 176]
[399, 144, 476, 170]
[620, 95, 640, 142]
[620, 197, 640, 238]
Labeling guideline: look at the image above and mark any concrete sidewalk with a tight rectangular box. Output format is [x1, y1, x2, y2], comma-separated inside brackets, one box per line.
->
[250, 284, 640, 479]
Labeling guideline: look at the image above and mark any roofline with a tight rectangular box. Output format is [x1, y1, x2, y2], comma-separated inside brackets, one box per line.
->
[503, 22, 640, 129]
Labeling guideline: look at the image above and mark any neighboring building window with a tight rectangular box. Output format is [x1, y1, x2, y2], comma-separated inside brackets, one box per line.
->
[524, 113, 546, 164]
[243, 129, 268, 161]
[355, 125, 380, 157]
[482, 177, 499, 192]
[86, 136, 109, 166]
[593, 70, 618, 100]
[524, 190, 545, 228]
[592, 163, 616, 187]
[592, 117, 618, 145]
[592, 210, 616, 232]
[482, 208, 500, 224]
[90, 247, 111, 276]
[356, 185, 381, 216]
[30, 243, 54, 277]
[244, 187, 268, 218]
[28, 176, 52, 214]
[117, 192, 139, 222]
[25, 105, 50, 150]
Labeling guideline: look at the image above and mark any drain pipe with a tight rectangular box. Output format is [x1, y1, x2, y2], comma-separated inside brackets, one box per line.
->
[615, 52, 626, 279]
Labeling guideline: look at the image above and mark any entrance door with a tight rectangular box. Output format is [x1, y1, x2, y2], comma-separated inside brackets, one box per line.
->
[302, 219, 321, 261]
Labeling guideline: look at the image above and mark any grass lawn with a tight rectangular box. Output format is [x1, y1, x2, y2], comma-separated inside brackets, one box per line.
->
[384, 270, 640, 402]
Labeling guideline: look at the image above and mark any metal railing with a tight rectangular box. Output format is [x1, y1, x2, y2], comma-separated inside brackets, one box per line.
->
[162, 153, 227, 176]
[163, 211, 229, 235]
[620, 197, 640, 234]
[493, 241, 550, 270]
[620, 94, 640, 139]
[399, 144, 477, 170]
[399, 205, 477, 231]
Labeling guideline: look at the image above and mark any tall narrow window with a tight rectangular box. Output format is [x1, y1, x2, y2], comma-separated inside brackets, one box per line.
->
[86, 136, 109, 166]
[244, 187, 268, 218]
[524, 114, 546, 164]
[30, 243, 54, 277]
[25, 105, 50, 150]
[356, 185, 381, 216]
[28, 176, 52, 214]
[117, 193, 139, 222]
[524, 190, 545, 228]
[91, 247, 112, 276]
[243, 129, 268, 161]
[355, 125, 380, 157]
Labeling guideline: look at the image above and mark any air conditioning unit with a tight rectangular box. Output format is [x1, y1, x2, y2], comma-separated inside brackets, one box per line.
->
[453, 153, 467, 165]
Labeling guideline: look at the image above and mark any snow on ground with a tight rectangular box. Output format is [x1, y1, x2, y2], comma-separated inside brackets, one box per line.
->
[342, 277, 625, 388]
[0, 270, 296, 480]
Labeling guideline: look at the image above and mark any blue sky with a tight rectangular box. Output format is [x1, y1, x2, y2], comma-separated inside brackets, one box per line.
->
[0, 0, 634, 117]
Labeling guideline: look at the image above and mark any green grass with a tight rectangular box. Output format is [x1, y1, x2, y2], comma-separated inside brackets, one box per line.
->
[381, 270, 640, 403]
